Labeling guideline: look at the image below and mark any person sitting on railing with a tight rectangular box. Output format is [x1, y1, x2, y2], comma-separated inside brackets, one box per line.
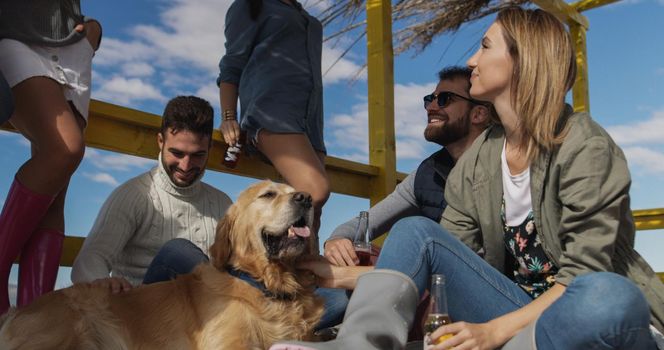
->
[271, 7, 664, 350]
[217, 0, 329, 253]
[0, 0, 102, 314]
[323, 66, 492, 267]
[71, 96, 233, 293]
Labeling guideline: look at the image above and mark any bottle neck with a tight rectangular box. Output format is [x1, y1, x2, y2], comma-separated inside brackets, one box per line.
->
[430, 278, 448, 315]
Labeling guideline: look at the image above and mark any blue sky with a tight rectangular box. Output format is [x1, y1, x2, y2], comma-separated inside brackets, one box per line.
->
[2, 0, 663, 299]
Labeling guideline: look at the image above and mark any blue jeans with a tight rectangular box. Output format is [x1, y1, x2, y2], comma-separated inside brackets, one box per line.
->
[143, 238, 347, 330]
[376, 216, 657, 350]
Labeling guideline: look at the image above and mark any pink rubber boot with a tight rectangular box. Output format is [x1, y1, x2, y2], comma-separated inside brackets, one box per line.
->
[17, 228, 65, 306]
[0, 178, 54, 314]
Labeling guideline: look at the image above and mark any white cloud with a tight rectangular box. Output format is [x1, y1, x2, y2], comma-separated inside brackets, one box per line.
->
[94, 0, 230, 74]
[622, 146, 664, 174]
[94, 38, 156, 67]
[606, 108, 664, 145]
[326, 81, 435, 162]
[195, 83, 222, 115]
[606, 108, 664, 176]
[131, 0, 230, 74]
[83, 172, 120, 187]
[95, 76, 167, 105]
[122, 62, 155, 77]
[302, 0, 333, 13]
[90, 0, 362, 109]
[322, 44, 366, 84]
[85, 149, 154, 172]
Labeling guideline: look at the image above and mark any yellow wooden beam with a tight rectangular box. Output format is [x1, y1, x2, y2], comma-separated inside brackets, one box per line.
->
[633, 208, 664, 231]
[569, 23, 591, 113]
[532, 0, 589, 28]
[1, 99, 403, 199]
[365, 0, 397, 206]
[572, 0, 622, 12]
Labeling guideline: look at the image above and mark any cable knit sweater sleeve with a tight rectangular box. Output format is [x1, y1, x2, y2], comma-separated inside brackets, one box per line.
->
[71, 178, 147, 284]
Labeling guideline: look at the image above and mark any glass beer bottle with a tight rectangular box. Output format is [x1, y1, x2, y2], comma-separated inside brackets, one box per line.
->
[423, 274, 453, 348]
[353, 211, 372, 266]
[223, 132, 245, 169]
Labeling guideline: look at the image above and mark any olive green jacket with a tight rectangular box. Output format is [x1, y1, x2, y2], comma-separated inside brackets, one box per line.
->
[441, 107, 664, 332]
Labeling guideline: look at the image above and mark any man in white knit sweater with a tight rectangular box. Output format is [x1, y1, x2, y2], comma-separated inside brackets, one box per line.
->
[71, 96, 233, 292]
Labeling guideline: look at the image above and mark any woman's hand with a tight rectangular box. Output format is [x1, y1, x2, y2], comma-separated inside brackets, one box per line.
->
[429, 321, 500, 350]
[220, 119, 241, 146]
[75, 20, 103, 52]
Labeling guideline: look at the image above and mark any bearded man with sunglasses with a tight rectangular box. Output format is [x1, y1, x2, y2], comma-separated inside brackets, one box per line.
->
[324, 66, 492, 267]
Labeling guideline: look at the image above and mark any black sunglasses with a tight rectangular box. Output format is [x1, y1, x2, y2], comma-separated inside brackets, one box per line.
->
[423, 91, 479, 109]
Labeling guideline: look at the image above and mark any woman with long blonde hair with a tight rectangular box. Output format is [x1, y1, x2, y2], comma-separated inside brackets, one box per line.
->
[271, 6, 663, 350]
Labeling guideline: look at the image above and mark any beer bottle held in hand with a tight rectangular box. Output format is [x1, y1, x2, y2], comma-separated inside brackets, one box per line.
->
[424, 274, 453, 349]
[353, 211, 372, 266]
[223, 132, 244, 169]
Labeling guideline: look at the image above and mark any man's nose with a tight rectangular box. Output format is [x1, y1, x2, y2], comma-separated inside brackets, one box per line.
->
[179, 156, 192, 171]
[426, 98, 439, 113]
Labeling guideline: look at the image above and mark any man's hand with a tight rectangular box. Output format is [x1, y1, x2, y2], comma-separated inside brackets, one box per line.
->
[297, 255, 371, 290]
[324, 238, 358, 266]
[91, 277, 133, 294]
[297, 256, 337, 288]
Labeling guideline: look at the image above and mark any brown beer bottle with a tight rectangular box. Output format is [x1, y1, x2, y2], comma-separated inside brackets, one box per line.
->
[423, 274, 453, 347]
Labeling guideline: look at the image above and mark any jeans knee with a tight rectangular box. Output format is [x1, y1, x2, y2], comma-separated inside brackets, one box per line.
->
[385, 217, 450, 254]
[566, 272, 650, 329]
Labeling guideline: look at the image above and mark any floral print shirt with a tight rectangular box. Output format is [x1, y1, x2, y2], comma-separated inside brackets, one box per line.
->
[502, 200, 558, 299]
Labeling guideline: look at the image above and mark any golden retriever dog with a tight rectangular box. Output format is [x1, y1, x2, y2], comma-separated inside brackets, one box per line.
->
[0, 181, 324, 349]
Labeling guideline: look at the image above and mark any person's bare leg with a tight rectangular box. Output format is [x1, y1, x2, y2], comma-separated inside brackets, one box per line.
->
[256, 131, 330, 252]
[1, 77, 84, 312]
[34, 104, 85, 232]
[9, 77, 86, 196]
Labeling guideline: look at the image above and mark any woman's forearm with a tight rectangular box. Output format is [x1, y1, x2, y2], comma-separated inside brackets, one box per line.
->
[219, 82, 238, 114]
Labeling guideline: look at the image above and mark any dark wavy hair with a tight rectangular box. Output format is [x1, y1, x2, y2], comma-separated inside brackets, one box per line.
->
[161, 96, 214, 140]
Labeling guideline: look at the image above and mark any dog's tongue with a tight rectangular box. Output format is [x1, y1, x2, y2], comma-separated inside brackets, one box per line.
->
[289, 225, 311, 238]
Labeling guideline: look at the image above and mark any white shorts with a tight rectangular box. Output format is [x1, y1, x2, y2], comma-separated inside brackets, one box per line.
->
[0, 38, 94, 121]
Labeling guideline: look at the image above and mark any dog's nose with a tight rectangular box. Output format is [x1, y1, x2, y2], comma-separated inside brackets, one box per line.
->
[292, 191, 312, 208]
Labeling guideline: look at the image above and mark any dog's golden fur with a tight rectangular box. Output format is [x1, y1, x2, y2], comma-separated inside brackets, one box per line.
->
[0, 181, 324, 349]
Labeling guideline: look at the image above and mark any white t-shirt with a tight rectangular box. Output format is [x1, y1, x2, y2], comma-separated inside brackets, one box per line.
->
[501, 140, 532, 226]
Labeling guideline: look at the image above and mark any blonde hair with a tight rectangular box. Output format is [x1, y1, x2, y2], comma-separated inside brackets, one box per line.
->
[497, 7, 576, 160]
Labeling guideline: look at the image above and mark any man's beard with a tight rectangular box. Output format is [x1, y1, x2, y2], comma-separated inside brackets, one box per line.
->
[424, 111, 471, 146]
[161, 156, 203, 188]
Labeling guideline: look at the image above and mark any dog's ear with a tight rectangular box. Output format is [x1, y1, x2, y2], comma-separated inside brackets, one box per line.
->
[210, 212, 234, 270]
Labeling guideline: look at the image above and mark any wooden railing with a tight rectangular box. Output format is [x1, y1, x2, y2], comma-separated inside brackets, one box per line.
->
[3, 100, 663, 284]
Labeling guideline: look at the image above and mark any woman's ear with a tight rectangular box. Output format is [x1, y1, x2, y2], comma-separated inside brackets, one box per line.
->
[209, 210, 234, 269]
